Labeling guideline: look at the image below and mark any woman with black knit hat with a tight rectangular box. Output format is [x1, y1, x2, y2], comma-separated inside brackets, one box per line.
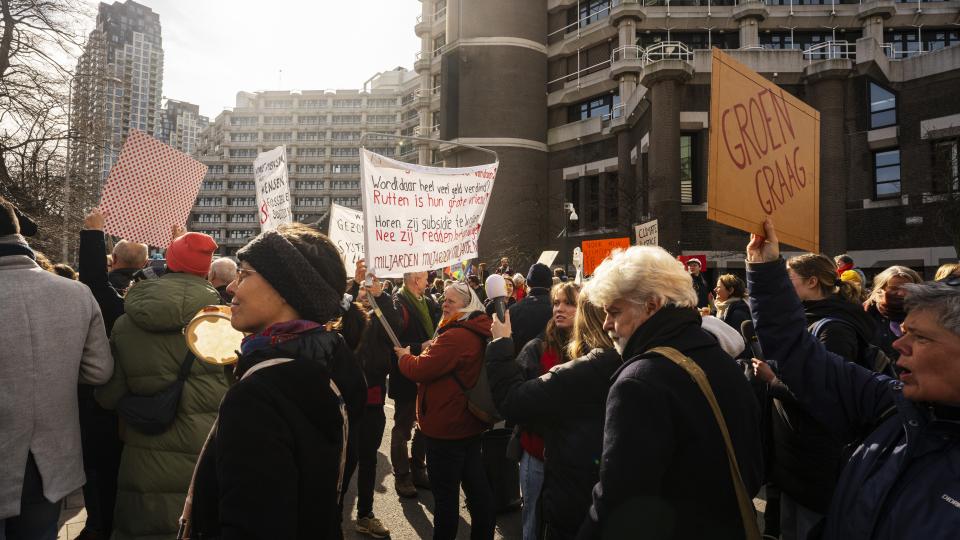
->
[182, 223, 367, 540]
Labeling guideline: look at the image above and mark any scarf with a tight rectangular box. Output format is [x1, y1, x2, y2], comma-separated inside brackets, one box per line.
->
[240, 320, 323, 356]
[400, 285, 435, 336]
[713, 297, 742, 320]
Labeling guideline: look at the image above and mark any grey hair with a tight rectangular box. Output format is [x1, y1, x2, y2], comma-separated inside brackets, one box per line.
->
[903, 283, 960, 336]
[112, 240, 148, 269]
[209, 257, 238, 282]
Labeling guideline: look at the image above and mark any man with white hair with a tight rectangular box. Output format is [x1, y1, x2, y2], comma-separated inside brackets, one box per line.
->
[207, 257, 238, 304]
[578, 245, 762, 539]
[109, 239, 148, 294]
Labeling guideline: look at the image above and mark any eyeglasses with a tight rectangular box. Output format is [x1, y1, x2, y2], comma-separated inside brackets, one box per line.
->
[236, 267, 259, 285]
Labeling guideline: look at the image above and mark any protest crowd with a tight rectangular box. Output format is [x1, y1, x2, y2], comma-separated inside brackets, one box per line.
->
[3, 189, 960, 540]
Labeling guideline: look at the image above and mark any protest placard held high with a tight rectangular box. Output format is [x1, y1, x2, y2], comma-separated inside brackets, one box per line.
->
[360, 149, 498, 277]
[254, 146, 292, 232]
[708, 48, 821, 252]
[328, 203, 365, 268]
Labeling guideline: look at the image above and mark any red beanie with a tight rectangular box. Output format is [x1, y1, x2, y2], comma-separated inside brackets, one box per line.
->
[166, 232, 218, 277]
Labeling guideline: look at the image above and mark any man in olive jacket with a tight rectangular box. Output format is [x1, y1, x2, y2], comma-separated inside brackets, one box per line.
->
[96, 232, 228, 540]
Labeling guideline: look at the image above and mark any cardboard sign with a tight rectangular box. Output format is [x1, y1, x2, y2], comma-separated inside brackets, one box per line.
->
[708, 48, 820, 252]
[360, 149, 497, 277]
[328, 203, 364, 268]
[536, 250, 559, 267]
[100, 129, 207, 248]
[634, 219, 659, 247]
[254, 146, 292, 231]
[581, 237, 630, 276]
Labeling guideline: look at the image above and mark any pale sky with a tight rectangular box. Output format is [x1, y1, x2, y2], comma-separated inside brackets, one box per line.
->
[84, 0, 422, 119]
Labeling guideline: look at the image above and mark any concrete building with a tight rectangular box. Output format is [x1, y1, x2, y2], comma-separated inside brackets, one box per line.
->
[416, 0, 960, 276]
[72, 0, 164, 187]
[161, 99, 208, 155]
[191, 69, 420, 256]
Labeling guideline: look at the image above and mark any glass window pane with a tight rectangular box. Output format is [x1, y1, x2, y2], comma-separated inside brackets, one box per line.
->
[876, 181, 900, 197]
[870, 83, 896, 112]
[875, 150, 900, 167]
[871, 110, 896, 128]
[876, 165, 901, 182]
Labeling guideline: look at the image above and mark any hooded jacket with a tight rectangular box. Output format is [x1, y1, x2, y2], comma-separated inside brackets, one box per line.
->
[95, 273, 228, 540]
[486, 339, 621, 540]
[398, 311, 492, 440]
[578, 306, 763, 540]
[749, 258, 960, 540]
[507, 286, 553, 354]
[188, 329, 366, 540]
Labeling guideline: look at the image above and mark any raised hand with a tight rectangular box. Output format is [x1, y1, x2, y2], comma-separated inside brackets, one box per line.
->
[746, 217, 780, 264]
[84, 208, 107, 231]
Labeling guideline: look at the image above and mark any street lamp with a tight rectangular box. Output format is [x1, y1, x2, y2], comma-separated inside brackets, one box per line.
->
[562, 202, 578, 276]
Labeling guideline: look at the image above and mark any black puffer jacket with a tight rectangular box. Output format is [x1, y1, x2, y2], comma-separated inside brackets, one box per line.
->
[506, 287, 552, 354]
[188, 330, 366, 540]
[487, 338, 621, 540]
[348, 282, 401, 394]
[768, 294, 879, 513]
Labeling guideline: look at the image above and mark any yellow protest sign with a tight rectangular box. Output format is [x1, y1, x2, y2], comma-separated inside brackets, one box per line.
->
[708, 48, 820, 252]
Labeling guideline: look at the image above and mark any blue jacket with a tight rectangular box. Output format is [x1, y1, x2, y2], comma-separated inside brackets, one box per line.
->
[748, 259, 960, 540]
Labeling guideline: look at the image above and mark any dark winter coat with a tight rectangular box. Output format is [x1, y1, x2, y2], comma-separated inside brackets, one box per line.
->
[349, 282, 402, 400]
[506, 286, 552, 354]
[486, 337, 621, 540]
[108, 267, 139, 295]
[578, 306, 763, 540]
[717, 297, 751, 335]
[389, 290, 441, 401]
[768, 294, 881, 512]
[749, 258, 960, 540]
[865, 303, 903, 363]
[188, 329, 366, 540]
[398, 312, 492, 440]
[691, 273, 711, 308]
[78, 229, 125, 335]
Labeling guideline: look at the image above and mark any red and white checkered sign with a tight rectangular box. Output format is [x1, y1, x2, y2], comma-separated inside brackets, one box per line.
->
[100, 129, 208, 248]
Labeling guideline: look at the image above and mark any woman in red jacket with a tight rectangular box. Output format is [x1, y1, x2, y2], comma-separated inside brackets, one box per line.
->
[395, 281, 495, 540]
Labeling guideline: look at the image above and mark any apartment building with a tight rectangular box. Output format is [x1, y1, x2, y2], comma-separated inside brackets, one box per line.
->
[161, 99, 208, 155]
[423, 0, 960, 275]
[72, 0, 164, 187]
[191, 69, 420, 255]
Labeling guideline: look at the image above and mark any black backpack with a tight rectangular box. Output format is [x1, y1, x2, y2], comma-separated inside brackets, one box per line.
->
[116, 350, 195, 435]
[808, 317, 895, 376]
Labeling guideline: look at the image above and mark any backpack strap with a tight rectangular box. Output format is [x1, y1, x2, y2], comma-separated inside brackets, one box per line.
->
[177, 349, 197, 382]
[647, 346, 761, 540]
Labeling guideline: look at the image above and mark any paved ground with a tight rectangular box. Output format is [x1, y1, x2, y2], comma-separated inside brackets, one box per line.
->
[58, 400, 522, 539]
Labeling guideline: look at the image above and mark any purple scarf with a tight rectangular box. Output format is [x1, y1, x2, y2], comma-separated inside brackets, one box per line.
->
[240, 320, 323, 356]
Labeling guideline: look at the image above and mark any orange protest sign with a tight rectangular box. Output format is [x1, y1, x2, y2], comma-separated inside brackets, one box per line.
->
[582, 237, 630, 276]
[707, 48, 820, 252]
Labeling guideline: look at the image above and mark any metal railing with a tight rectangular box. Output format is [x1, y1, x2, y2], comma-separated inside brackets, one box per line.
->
[802, 40, 855, 62]
[643, 41, 694, 64]
[547, 57, 612, 88]
[611, 45, 644, 63]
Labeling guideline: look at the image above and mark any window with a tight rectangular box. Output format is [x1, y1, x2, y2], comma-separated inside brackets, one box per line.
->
[331, 148, 359, 157]
[228, 229, 257, 240]
[227, 197, 255, 207]
[369, 147, 395, 156]
[297, 147, 323, 157]
[933, 139, 959, 194]
[874, 149, 901, 198]
[228, 181, 254, 190]
[567, 94, 620, 123]
[331, 180, 359, 190]
[263, 116, 292, 125]
[333, 115, 361, 124]
[230, 116, 257, 126]
[402, 109, 419, 122]
[296, 164, 325, 174]
[228, 148, 257, 158]
[332, 131, 361, 141]
[228, 165, 253, 174]
[295, 213, 321, 223]
[368, 98, 396, 108]
[227, 213, 256, 223]
[194, 214, 222, 223]
[681, 135, 697, 204]
[368, 114, 396, 124]
[297, 197, 326, 207]
[265, 99, 292, 109]
[332, 164, 360, 174]
[299, 99, 326, 108]
[296, 180, 325, 190]
[869, 83, 896, 129]
[201, 181, 223, 190]
[333, 196, 360, 207]
[570, 0, 610, 31]
[333, 99, 362, 108]
[196, 197, 222, 207]
[266, 132, 292, 141]
[298, 115, 323, 125]
[196, 229, 222, 239]
[230, 132, 257, 142]
[298, 132, 323, 141]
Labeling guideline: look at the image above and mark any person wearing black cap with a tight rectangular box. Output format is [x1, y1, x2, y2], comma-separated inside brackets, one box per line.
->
[507, 263, 555, 354]
[184, 223, 367, 540]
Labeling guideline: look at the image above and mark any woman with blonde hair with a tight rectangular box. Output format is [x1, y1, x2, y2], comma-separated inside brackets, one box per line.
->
[864, 265, 923, 362]
[485, 292, 619, 540]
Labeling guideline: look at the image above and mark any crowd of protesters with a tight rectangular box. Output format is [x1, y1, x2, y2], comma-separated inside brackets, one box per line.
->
[3, 192, 960, 540]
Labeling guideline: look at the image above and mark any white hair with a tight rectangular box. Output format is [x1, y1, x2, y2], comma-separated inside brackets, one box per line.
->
[112, 240, 148, 269]
[208, 257, 238, 282]
[582, 246, 697, 309]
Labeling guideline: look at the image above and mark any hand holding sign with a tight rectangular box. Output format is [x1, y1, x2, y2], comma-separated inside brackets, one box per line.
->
[746, 217, 780, 264]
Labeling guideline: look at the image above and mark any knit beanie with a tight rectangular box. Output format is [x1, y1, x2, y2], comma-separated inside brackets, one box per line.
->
[526, 263, 553, 289]
[236, 225, 347, 324]
[166, 232, 218, 277]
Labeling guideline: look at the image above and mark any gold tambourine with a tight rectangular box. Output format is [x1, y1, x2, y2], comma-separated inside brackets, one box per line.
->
[183, 305, 245, 365]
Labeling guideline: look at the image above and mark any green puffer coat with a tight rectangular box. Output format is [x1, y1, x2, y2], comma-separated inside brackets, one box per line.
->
[96, 273, 228, 540]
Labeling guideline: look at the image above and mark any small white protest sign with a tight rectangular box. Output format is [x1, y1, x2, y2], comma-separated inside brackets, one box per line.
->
[360, 148, 498, 277]
[634, 219, 659, 246]
[328, 203, 365, 267]
[254, 146, 292, 232]
[536, 250, 559, 267]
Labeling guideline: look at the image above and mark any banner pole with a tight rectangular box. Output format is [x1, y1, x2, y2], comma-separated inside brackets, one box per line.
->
[359, 131, 499, 164]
